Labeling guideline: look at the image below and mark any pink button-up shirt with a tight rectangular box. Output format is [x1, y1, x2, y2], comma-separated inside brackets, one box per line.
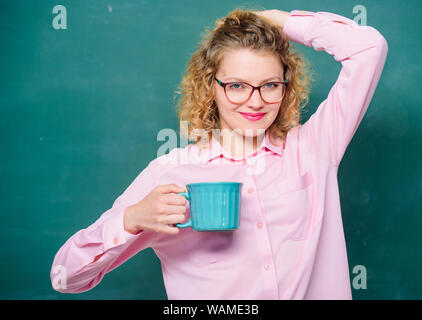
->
[50, 9, 388, 299]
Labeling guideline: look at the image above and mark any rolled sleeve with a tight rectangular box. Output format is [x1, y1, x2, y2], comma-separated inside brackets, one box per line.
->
[283, 10, 315, 44]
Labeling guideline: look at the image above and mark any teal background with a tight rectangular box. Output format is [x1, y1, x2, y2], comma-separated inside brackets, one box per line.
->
[1, 0, 421, 299]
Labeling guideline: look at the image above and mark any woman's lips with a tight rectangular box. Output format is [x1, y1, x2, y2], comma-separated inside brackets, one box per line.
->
[239, 112, 266, 121]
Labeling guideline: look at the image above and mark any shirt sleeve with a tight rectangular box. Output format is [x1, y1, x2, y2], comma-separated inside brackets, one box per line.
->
[283, 10, 389, 166]
[50, 162, 158, 293]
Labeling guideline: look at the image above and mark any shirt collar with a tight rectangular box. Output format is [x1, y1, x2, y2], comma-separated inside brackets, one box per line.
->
[198, 130, 284, 165]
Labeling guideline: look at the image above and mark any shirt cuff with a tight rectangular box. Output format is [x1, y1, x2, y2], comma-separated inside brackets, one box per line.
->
[283, 10, 316, 46]
[102, 206, 142, 251]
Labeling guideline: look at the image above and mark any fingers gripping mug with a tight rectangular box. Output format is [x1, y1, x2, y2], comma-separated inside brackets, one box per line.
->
[176, 182, 243, 231]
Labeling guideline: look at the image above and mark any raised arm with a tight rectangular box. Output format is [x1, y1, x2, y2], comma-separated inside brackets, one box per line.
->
[258, 9, 388, 166]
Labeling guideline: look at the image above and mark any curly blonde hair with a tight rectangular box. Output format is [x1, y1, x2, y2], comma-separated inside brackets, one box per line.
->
[174, 8, 314, 148]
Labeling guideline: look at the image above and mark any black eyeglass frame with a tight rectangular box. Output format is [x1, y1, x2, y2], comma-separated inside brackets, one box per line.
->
[214, 77, 289, 104]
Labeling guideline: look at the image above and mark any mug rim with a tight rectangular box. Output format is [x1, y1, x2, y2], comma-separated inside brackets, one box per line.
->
[186, 181, 243, 187]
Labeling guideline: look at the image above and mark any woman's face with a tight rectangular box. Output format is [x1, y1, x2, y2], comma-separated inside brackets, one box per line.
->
[214, 48, 285, 137]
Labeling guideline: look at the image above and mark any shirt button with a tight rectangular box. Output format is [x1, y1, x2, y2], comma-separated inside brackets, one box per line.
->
[256, 222, 263, 229]
[247, 188, 254, 194]
[264, 264, 270, 271]
[113, 237, 119, 245]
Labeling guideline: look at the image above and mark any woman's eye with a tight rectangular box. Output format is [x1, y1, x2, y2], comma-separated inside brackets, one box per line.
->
[264, 83, 278, 88]
[229, 83, 244, 89]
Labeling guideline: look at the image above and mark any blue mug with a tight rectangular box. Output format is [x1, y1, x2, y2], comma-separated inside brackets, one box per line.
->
[176, 182, 243, 231]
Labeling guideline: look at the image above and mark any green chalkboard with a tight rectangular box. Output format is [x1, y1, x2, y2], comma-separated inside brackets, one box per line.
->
[1, 0, 421, 299]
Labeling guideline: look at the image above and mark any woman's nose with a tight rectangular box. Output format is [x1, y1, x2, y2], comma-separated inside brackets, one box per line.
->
[246, 88, 265, 107]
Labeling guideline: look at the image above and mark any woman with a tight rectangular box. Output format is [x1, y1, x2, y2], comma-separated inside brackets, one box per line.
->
[50, 8, 388, 299]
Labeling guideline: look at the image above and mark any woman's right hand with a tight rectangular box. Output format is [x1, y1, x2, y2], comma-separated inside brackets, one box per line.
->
[124, 184, 187, 235]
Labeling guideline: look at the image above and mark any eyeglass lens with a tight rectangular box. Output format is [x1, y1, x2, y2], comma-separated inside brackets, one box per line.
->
[225, 82, 285, 103]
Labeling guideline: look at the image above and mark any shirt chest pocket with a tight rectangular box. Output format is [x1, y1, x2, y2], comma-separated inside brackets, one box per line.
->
[276, 171, 315, 241]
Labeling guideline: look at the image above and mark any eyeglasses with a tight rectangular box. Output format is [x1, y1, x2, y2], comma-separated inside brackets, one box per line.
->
[215, 77, 288, 104]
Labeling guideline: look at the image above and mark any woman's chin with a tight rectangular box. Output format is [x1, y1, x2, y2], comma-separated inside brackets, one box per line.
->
[232, 127, 267, 138]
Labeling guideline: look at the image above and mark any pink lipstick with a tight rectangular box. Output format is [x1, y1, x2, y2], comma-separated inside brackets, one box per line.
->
[239, 112, 266, 121]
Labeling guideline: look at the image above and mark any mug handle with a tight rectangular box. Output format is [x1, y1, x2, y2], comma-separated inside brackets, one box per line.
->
[175, 192, 192, 228]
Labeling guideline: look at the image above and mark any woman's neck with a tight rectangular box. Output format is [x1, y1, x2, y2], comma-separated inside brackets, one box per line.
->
[216, 128, 265, 158]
